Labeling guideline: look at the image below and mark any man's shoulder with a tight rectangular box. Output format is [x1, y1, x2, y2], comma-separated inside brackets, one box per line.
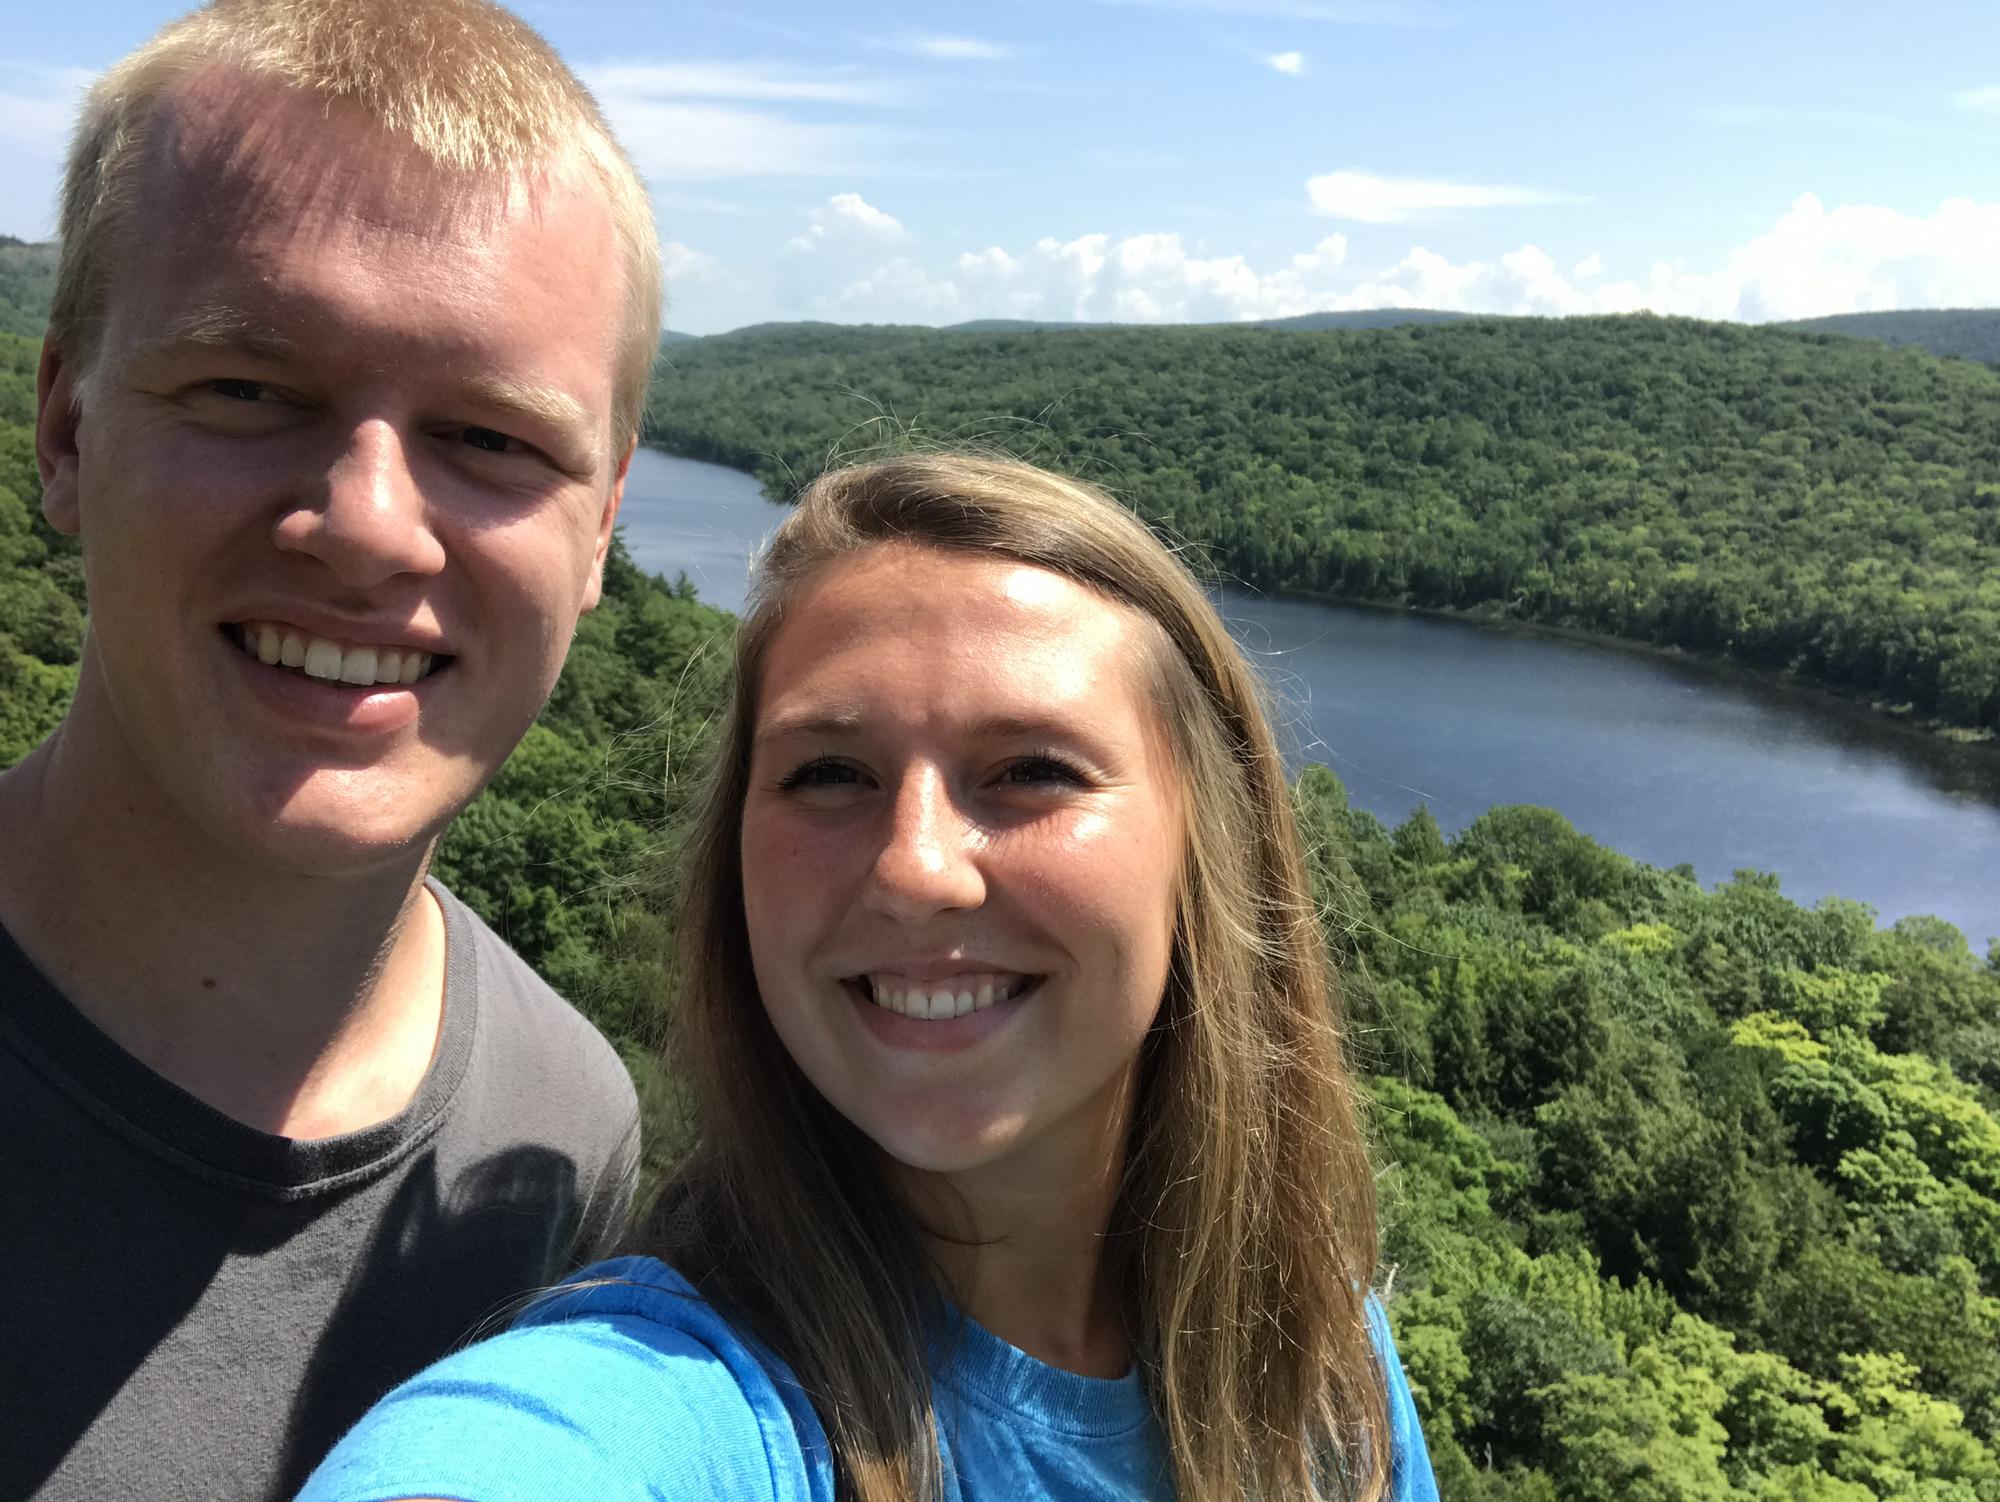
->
[430, 880, 638, 1144]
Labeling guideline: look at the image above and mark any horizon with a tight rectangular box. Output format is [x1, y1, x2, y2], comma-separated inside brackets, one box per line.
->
[3, 2, 1997, 335]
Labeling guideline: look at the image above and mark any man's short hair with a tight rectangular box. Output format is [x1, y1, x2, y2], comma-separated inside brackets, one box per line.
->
[50, 0, 661, 450]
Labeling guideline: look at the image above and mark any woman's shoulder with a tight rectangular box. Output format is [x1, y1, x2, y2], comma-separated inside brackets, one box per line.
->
[1364, 1293, 1444, 1502]
[300, 1256, 833, 1502]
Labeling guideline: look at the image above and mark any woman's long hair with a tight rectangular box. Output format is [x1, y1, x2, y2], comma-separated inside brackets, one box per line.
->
[640, 454, 1390, 1500]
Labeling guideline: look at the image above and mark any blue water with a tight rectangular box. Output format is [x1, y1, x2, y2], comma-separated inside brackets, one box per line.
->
[619, 447, 2000, 948]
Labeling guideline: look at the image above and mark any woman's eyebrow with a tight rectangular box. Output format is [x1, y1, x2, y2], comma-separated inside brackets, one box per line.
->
[753, 707, 864, 750]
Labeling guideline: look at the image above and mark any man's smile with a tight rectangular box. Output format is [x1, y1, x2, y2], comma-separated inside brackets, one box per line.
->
[228, 621, 448, 687]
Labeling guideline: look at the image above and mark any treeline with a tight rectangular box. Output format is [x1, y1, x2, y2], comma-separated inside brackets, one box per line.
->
[645, 314, 2000, 732]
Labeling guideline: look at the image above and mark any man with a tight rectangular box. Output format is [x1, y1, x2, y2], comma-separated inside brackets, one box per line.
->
[0, 2, 662, 1495]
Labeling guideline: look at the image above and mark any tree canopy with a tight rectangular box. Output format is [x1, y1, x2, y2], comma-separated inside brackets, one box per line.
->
[645, 313, 2000, 733]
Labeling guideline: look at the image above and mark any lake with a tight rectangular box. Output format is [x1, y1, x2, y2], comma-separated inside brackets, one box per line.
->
[620, 447, 2000, 948]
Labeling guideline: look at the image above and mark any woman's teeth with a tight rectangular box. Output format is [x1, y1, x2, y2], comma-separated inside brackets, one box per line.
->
[865, 975, 1025, 1020]
[236, 621, 436, 687]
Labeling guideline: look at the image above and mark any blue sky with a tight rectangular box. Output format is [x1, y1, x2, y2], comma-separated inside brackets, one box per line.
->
[5, 1, 1997, 334]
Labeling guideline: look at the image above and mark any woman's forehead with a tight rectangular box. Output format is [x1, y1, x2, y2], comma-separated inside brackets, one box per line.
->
[755, 543, 1163, 726]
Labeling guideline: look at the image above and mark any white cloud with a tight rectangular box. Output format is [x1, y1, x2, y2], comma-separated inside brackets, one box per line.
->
[1952, 85, 2000, 114]
[807, 228, 1361, 324]
[1268, 51, 1306, 74]
[1307, 169, 1572, 222]
[893, 34, 1015, 61]
[661, 242, 717, 281]
[775, 193, 2000, 327]
[805, 192, 905, 242]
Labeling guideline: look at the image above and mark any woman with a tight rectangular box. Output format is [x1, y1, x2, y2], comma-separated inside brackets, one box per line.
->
[305, 455, 1439, 1501]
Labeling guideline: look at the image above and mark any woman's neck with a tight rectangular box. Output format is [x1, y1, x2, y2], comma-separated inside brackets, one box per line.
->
[895, 1077, 1139, 1379]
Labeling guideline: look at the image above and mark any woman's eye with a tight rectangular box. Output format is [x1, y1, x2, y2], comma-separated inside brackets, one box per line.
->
[1001, 755, 1086, 787]
[777, 757, 862, 792]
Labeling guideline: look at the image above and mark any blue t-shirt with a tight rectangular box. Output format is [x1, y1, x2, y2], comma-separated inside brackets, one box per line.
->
[302, 1255, 1440, 1501]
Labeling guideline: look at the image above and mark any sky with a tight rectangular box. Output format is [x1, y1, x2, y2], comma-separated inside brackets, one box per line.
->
[4, 1, 1997, 335]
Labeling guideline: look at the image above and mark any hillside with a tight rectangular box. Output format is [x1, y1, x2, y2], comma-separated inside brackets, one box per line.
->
[643, 314, 2000, 734]
[1779, 308, 2000, 366]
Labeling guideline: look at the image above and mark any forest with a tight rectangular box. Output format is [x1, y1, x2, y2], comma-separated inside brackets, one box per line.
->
[645, 314, 2000, 735]
[4, 294, 2000, 1494]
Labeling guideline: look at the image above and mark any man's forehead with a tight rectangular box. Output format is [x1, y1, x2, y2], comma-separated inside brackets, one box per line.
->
[135, 64, 586, 250]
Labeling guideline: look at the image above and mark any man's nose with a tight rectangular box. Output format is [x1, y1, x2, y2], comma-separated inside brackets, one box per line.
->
[865, 766, 987, 920]
[272, 420, 446, 586]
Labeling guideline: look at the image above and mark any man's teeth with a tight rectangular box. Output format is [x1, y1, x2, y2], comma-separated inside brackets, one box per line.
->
[240, 621, 434, 686]
[865, 975, 1024, 1020]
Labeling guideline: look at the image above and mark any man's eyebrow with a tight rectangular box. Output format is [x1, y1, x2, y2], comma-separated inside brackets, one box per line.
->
[459, 374, 594, 438]
[129, 308, 302, 365]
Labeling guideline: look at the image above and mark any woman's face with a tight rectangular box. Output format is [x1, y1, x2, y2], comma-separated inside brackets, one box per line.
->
[740, 542, 1184, 1185]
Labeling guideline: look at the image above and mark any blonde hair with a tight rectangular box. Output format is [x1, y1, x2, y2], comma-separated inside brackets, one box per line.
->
[50, 0, 661, 448]
[647, 453, 1391, 1500]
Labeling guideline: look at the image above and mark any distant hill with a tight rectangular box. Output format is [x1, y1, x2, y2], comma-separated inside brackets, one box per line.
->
[0, 239, 57, 340]
[1779, 308, 2000, 365]
[645, 312, 2000, 734]
[941, 309, 1476, 336]
[1255, 307, 1473, 332]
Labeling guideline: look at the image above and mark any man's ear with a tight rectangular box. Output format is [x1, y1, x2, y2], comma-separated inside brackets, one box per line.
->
[36, 335, 84, 536]
[580, 434, 634, 614]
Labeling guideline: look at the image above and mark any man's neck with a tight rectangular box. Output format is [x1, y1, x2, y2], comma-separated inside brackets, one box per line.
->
[0, 733, 448, 1141]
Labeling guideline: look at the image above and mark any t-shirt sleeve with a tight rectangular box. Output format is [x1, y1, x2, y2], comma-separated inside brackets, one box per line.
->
[1367, 1295, 1443, 1502]
[298, 1285, 811, 1502]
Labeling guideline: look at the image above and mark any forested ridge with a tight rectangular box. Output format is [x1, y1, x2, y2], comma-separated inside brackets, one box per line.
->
[645, 313, 2000, 734]
[1779, 310, 2000, 368]
[5, 303, 2000, 1493]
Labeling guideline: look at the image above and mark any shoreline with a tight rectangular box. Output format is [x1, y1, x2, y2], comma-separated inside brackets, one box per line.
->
[637, 439, 1998, 752]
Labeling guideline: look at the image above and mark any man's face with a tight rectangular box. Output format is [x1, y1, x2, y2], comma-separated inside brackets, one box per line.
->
[38, 70, 632, 876]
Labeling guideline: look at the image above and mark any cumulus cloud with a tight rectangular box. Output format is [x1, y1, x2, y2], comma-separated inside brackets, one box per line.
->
[789, 193, 906, 249]
[1308, 169, 1572, 222]
[799, 229, 1359, 324]
[1268, 51, 1306, 74]
[777, 193, 2000, 327]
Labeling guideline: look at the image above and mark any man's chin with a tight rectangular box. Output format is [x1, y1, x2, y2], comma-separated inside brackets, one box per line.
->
[223, 777, 464, 883]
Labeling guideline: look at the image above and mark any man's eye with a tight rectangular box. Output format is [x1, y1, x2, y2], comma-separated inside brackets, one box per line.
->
[209, 378, 272, 402]
[459, 426, 522, 454]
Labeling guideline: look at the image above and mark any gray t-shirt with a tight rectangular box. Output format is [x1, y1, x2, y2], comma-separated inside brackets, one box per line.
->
[0, 881, 641, 1500]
